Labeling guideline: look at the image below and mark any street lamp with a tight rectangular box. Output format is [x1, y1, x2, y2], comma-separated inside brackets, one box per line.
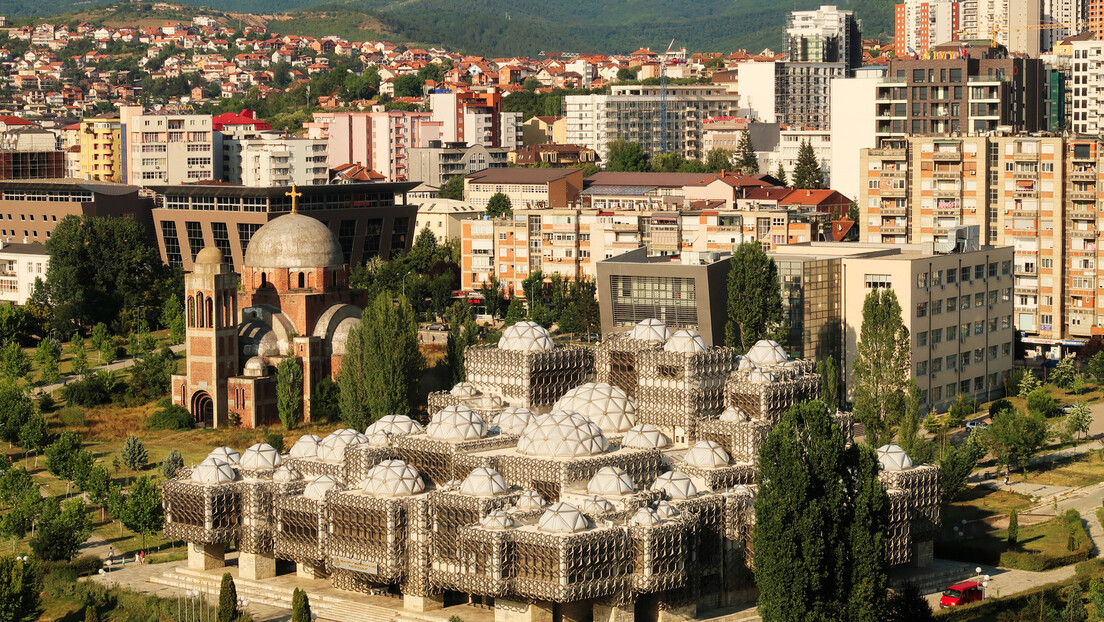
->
[402, 270, 413, 298]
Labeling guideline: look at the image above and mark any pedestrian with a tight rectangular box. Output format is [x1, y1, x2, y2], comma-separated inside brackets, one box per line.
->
[1004, 467, 1010, 487]
[108, 546, 113, 563]
[140, 550, 145, 564]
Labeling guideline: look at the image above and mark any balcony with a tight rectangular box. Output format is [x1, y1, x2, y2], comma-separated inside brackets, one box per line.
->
[1069, 210, 1096, 220]
[1068, 190, 1097, 201]
[868, 148, 907, 158]
[933, 151, 962, 161]
[880, 187, 907, 198]
[1071, 229, 1098, 238]
[1013, 172, 1039, 180]
[932, 188, 961, 198]
[1070, 170, 1096, 180]
[880, 169, 908, 178]
[932, 171, 961, 179]
[879, 225, 907, 234]
[934, 208, 960, 216]
[1013, 152, 1040, 161]
[879, 206, 907, 216]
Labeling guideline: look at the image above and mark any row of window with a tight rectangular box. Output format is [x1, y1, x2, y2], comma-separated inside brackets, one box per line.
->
[917, 316, 1012, 346]
[923, 372, 1002, 404]
[917, 343, 1011, 376]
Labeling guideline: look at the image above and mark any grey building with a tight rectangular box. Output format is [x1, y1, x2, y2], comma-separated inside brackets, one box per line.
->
[407, 141, 509, 188]
[786, 5, 863, 71]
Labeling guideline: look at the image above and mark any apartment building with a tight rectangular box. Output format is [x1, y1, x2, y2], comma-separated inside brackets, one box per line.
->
[229, 138, 330, 187]
[1069, 40, 1104, 135]
[564, 85, 739, 161]
[127, 112, 219, 185]
[411, 197, 484, 242]
[858, 135, 1104, 358]
[0, 242, 48, 304]
[521, 116, 567, 146]
[307, 111, 441, 182]
[737, 61, 845, 130]
[76, 116, 122, 182]
[428, 91, 522, 151]
[772, 239, 1015, 412]
[407, 142, 509, 188]
[463, 168, 584, 209]
[894, 0, 960, 58]
[874, 56, 1046, 137]
[149, 182, 420, 271]
[830, 68, 885, 201]
[0, 180, 150, 245]
[786, 5, 863, 71]
[755, 128, 833, 186]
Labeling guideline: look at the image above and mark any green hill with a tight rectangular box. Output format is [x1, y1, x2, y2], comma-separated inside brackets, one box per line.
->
[1, 0, 893, 57]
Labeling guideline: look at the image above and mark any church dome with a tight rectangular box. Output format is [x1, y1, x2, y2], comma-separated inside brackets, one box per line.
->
[195, 246, 224, 265]
[243, 212, 345, 269]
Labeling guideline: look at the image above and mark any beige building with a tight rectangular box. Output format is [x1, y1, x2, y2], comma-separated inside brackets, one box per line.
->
[772, 238, 1015, 411]
[411, 197, 483, 241]
[521, 115, 567, 145]
[407, 142, 509, 188]
[463, 167, 584, 209]
[233, 138, 330, 187]
[126, 112, 219, 185]
[0, 242, 48, 304]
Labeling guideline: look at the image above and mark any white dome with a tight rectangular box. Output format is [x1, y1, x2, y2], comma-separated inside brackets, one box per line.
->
[244, 356, 267, 376]
[273, 465, 302, 482]
[737, 357, 756, 371]
[494, 407, 536, 435]
[630, 507, 663, 527]
[651, 471, 698, 500]
[745, 339, 788, 367]
[538, 502, 590, 533]
[621, 423, 671, 449]
[498, 321, 554, 353]
[684, 441, 730, 469]
[191, 457, 236, 484]
[630, 318, 671, 343]
[517, 410, 609, 458]
[748, 369, 777, 384]
[579, 495, 616, 515]
[469, 394, 504, 410]
[719, 406, 749, 422]
[664, 330, 708, 353]
[240, 443, 282, 470]
[553, 382, 637, 433]
[366, 431, 392, 447]
[515, 490, 547, 511]
[877, 444, 914, 471]
[207, 447, 241, 465]
[426, 405, 488, 441]
[459, 467, 510, 497]
[318, 429, 369, 462]
[655, 500, 681, 519]
[587, 466, 635, 496]
[450, 382, 481, 398]
[303, 474, 341, 500]
[480, 509, 517, 530]
[366, 414, 425, 437]
[289, 434, 322, 459]
[360, 459, 425, 497]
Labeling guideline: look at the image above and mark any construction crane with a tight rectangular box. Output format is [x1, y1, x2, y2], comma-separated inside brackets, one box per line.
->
[660, 39, 675, 154]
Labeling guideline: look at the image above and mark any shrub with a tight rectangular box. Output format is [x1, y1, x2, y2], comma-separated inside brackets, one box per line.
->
[37, 392, 55, 413]
[217, 573, 238, 622]
[989, 398, 1013, 417]
[264, 431, 284, 454]
[42, 564, 79, 598]
[948, 394, 979, 426]
[61, 372, 115, 407]
[155, 396, 172, 408]
[1026, 388, 1058, 418]
[57, 406, 86, 427]
[999, 549, 1090, 571]
[146, 405, 192, 431]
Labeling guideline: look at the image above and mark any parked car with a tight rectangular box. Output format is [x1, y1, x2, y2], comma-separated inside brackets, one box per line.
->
[965, 420, 988, 431]
[940, 581, 984, 608]
[427, 323, 447, 331]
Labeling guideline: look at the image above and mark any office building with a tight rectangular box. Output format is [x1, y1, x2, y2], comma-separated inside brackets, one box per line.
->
[787, 5, 863, 71]
[149, 182, 420, 272]
[894, 0, 960, 58]
[565, 85, 739, 161]
[0, 180, 150, 244]
[407, 142, 509, 188]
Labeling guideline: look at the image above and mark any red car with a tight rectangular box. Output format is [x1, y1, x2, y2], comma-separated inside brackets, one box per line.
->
[940, 581, 984, 608]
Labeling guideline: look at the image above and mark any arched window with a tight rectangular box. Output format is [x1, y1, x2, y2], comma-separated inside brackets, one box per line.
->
[196, 293, 205, 327]
[206, 297, 213, 329]
[187, 297, 195, 328]
[260, 272, 268, 288]
[298, 272, 305, 289]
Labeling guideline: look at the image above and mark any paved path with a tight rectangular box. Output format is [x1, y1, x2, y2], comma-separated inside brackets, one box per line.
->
[34, 344, 185, 396]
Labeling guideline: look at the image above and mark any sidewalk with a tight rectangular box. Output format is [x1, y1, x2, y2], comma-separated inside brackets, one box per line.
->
[35, 344, 185, 395]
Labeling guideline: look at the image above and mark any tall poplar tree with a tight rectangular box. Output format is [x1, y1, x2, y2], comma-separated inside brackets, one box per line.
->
[755, 400, 889, 621]
[276, 356, 303, 430]
[852, 288, 911, 446]
[446, 301, 478, 385]
[725, 241, 785, 352]
[735, 130, 759, 173]
[337, 291, 422, 430]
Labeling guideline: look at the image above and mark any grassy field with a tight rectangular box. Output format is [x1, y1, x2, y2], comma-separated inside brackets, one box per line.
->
[1020, 450, 1104, 488]
[943, 486, 1034, 526]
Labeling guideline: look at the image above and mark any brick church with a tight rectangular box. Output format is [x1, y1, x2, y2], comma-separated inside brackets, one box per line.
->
[171, 205, 367, 428]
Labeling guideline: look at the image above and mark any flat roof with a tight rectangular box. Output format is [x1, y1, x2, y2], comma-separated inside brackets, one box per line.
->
[0, 242, 46, 255]
[148, 181, 420, 197]
[0, 179, 139, 195]
[464, 168, 580, 184]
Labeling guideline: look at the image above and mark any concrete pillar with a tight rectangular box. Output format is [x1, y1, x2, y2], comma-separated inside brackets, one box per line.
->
[296, 561, 327, 579]
[657, 604, 697, 622]
[594, 603, 634, 622]
[238, 552, 275, 580]
[187, 543, 225, 571]
[403, 593, 445, 612]
[913, 539, 934, 568]
[495, 599, 553, 622]
[561, 601, 591, 622]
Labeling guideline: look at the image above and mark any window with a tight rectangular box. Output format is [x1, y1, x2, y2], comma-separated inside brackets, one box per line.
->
[932, 328, 943, 344]
[961, 297, 970, 310]
[933, 299, 943, 315]
[865, 274, 892, 288]
[947, 296, 956, 310]
[961, 351, 970, 366]
[961, 323, 970, 342]
[947, 354, 957, 370]
[917, 302, 928, 317]
[917, 360, 928, 376]
[974, 321, 984, 335]
[975, 264, 984, 280]
[961, 266, 971, 282]
[917, 331, 928, 346]
[1003, 342, 1011, 356]
[946, 325, 957, 340]
[975, 292, 985, 307]
[946, 270, 957, 284]
[917, 272, 928, 288]
[989, 262, 997, 277]
[932, 358, 943, 373]
[1002, 260, 1011, 275]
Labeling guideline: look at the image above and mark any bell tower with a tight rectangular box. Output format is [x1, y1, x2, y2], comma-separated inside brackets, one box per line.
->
[174, 247, 239, 428]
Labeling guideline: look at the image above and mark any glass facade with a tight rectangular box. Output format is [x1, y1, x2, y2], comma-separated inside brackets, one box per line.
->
[609, 275, 698, 329]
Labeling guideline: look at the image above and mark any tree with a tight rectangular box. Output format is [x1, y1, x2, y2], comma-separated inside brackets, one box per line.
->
[0, 488, 40, 541]
[0, 556, 40, 622]
[83, 465, 112, 521]
[46, 431, 83, 480]
[1008, 508, 1019, 547]
[947, 393, 978, 427]
[0, 466, 34, 506]
[91, 323, 115, 364]
[485, 192, 513, 218]
[392, 73, 424, 98]
[161, 295, 185, 345]
[120, 434, 148, 475]
[0, 340, 29, 383]
[523, 76, 541, 91]
[816, 356, 841, 412]
[1088, 578, 1104, 618]
[522, 269, 544, 305]
[1088, 352, 1104, 384]
[605, 140, 651, 172]
[504, 297, 526, 326]
[852, 288, 911, 447]
[336, 292, 422, 430]
[70, 335, 88, 378]
[161, 449, 184, 479]
[939, 429, 986, 504]
[790, 140, 824, 189]
[1062, 584, 1087, 622]
[120, 475, 163, 551]
[0, 302, 37, 346]
[34, 338, 61, 386]
[0, 383, 33, 446]
[985, 408, 1049, 473]
[1066, 402, 1093, 440]
[1026, 388, 1058, 418]
[886, 584, 934, 622]
[754, 400, 888, 621]
[557, 279, 600, 336]
[446, 302, 478, 385]
[276, 357, 303, 430]
[85, 605, 101, 622]
[773, 162, 788, 187]
[898, 380, 933, 465]
[1018, 370, 1042, 397]
[438, 175, 465, 200]
[1051, 357, 1076, 388]
[479, 276, 505, 319]
[311, 378, 341, 423]
[724, 242, 784, 352]
[292, 587, 312, 622]
[217, 573, 239, 622]
[29, 497, 92, 561]
[734, 130, 759, 173]
[18, 413, 50, 468]
[704, 148, 732, 172]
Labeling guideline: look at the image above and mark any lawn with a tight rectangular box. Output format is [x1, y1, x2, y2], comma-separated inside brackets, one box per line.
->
[943, 486, 1034, 526]
[1020, 450, 1104, 488]
[938, 512, 1090, 568]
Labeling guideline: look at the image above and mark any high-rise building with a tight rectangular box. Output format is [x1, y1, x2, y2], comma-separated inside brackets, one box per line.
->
[736, 61, 845, 130]
[76, 116, 122, 182]
[786, 5, 863, 71]
[894, 0, 960, 58]
[428, 91, 522, 151]
[126, 112, 219, 185]
[1068, 39, 1104, 134]
[234, 138, 330, 187]
[306, 111, 441, 182]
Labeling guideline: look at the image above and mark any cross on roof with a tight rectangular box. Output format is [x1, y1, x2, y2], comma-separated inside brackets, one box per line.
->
[285, 184, 302, 213]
